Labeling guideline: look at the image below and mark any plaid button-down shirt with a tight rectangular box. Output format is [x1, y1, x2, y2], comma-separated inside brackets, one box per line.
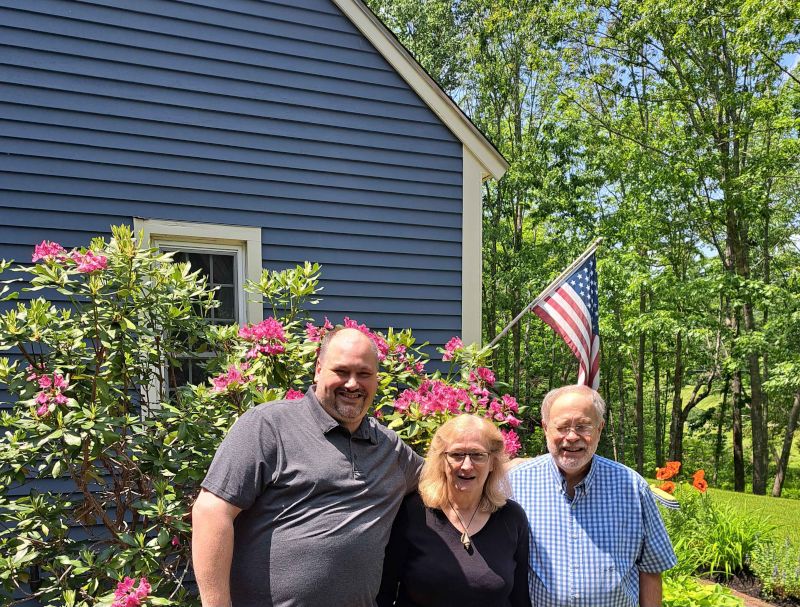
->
[508, 454, 677, 607]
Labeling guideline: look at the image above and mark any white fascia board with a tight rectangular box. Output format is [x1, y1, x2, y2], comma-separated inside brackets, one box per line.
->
[334, 0, 509, 182]
[461, 146, 482, 346]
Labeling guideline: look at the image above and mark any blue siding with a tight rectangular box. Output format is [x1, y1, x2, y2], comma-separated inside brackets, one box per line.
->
[0, 0, 465, 357]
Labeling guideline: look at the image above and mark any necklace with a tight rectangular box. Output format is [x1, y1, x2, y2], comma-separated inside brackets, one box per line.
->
[448, 498, 480, 550]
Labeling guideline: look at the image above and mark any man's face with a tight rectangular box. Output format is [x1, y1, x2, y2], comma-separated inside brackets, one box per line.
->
[543, 391, 604, 478]
[314, 329, 379, 433]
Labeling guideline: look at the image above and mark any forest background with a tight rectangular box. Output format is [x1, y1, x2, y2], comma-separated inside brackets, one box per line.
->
[365, 0, 800, 497]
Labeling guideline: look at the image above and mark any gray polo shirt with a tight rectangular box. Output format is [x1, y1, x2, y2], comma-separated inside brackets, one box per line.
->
[201, 388, 423, 607]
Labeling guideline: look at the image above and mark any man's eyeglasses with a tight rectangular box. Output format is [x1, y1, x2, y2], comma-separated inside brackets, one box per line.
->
[444, 451, 490, 464]
[551, 424, 596, 437]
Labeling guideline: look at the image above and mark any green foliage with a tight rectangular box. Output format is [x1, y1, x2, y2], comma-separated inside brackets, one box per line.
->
[663, 574, 743, 607]
[0, 226, 214, 605]
[751, 538, 800, 599]
[663, 485, 774, 578]
[0, 228, 525, 604]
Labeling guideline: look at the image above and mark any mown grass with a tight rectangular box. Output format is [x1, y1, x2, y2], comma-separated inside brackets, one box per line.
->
[709, 487, 800, 545]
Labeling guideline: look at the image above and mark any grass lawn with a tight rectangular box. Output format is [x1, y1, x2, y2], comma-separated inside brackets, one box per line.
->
[709, 486, 800, 545]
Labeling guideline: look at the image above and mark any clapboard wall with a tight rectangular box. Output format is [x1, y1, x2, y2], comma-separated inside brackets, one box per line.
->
[0, 0, 465, 367]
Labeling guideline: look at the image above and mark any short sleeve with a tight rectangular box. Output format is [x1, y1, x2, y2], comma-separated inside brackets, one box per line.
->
[637, 481, 678, 573]
[200, 407, 279, 510]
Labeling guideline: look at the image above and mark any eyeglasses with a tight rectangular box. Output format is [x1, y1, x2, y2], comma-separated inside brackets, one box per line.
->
[551, 424, 596, 437]
[444, 451, 490, 464]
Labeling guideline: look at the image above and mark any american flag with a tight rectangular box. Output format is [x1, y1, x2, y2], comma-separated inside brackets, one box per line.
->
[532, 253, 600, 389]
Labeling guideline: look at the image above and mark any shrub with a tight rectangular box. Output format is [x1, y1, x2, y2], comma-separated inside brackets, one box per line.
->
[750, 538, 800, 599]
[663, 483, 774, 578]
[0, 227, 524, 605]
[663, 573, 743, 607]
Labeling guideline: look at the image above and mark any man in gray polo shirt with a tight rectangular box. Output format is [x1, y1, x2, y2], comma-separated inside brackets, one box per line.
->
[192, 327, 422, 607]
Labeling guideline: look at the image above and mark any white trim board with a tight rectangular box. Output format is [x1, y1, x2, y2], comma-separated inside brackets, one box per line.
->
[333, 0, 509, 182]
[133, 218, 263, 324]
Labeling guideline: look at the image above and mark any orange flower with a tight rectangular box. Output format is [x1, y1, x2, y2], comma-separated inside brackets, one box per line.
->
[656, 461, 681, 480]
[658, 481, 676, 494]
[693, 478, 708, 493]
[692, 469, 705, 482]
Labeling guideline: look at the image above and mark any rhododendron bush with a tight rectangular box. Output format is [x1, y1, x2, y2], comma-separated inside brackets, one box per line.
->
[0, 226, 525, 605]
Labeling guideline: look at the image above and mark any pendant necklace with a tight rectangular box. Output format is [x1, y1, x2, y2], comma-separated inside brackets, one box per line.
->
[448, 498, 480, 550]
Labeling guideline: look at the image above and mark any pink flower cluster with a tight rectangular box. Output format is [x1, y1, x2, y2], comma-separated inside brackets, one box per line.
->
[211, 363, 252, 392]
[305, 317, 334, 342]
[239, 317, 286, 359]
[395, 380, 472, 416]
[112, 576, 151, 607]
[488, 394, 521, 427]
[31, 240, 108, 273]
[30, 371, 70, 417]
[343, 317, 389, 361]
[442, 336, 463, 361]
[470, 367, 496, 386]
[285, 389, 305, 400]
[72, 249, 108, 273]
[32, 241, 67, 262]
[501, 429, 522, 458]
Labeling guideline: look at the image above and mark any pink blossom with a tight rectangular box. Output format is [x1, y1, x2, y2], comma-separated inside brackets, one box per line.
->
[211, 364, 252, 392]
[32, 372, 70, 417]
[476, 367, 496, 386]
[442, 336, 463, 361]
[504, 414, 522, 427]
[285, 389, 305, 400]
[501, 394, 519, 413]
[501, 429, 522, 458]
[112, 576, 151, 607]
[343, 317, 389, 361]
[171, 536, 180, 547]
[305, 317, 334, 342]
[394, 380, 471, 416]
[32, 240, 67, 262]
[71, 250, 108, 273]
[239, 317, 287, 359]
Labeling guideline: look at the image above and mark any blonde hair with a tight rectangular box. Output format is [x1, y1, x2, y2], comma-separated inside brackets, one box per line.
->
[418, 414, 510, 513]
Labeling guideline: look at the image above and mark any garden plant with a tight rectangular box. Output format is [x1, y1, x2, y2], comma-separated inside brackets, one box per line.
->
[0, 227, 523, 606]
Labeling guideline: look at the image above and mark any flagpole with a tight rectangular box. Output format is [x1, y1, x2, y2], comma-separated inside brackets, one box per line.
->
[486, 237, 603, 349]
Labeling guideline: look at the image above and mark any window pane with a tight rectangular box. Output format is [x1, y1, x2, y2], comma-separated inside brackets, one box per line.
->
[189, 359, 209, 385]
[212, 254, 235, 285]
[215, 286, 236, 322]
[172, 250, 188, 265]
[187, 252, 211, 277]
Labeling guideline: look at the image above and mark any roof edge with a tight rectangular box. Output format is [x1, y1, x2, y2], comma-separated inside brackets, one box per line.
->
[332, 0, 509, 181]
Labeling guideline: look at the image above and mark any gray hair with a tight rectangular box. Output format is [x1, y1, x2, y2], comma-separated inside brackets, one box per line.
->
[541, 385, 606, 423]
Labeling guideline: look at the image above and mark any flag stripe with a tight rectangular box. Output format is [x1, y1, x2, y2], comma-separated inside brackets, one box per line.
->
[531, 252, 600, 389]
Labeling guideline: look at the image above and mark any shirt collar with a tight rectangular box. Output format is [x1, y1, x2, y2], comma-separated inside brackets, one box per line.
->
[546, 453, 598, 495]
[305, 386, 377, 444]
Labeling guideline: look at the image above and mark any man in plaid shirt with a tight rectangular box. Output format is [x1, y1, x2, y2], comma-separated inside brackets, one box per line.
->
[508, 385, 676, 607]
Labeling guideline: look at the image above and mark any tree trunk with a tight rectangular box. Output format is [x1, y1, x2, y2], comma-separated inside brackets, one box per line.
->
[713, 376, 730, 485]
[732, 369, 746, 492]
[616, 353, 626, 465]
[653, 339, 662, 467]
[635, 286, 646, 474]
[772, 392, 800, 497]
[668, 332, 684, 462]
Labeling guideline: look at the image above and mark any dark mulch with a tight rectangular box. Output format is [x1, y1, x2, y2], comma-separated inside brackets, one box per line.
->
[718, 574, 800, 607]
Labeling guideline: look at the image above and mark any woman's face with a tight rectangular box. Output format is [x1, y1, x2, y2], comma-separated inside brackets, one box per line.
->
[443, 427, 494, 497]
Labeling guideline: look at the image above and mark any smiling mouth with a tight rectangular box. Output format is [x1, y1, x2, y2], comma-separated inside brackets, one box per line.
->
[336, 390, 365, 400]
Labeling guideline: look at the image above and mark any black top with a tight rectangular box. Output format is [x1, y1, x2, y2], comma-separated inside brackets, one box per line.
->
[377, 492, 532, 607]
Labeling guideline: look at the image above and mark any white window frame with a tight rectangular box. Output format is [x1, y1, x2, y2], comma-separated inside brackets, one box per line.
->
[133, 218, 263, 325]
[133, 218, 263, 409]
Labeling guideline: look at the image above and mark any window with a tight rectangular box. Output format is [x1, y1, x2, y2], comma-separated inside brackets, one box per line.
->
[133, 219, 263, 398]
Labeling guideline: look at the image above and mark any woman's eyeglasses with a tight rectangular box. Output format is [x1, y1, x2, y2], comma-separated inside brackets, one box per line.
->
[444, 451, 490, 464]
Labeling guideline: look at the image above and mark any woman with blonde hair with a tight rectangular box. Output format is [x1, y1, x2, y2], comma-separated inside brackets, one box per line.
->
[377, 414, 531, 607]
